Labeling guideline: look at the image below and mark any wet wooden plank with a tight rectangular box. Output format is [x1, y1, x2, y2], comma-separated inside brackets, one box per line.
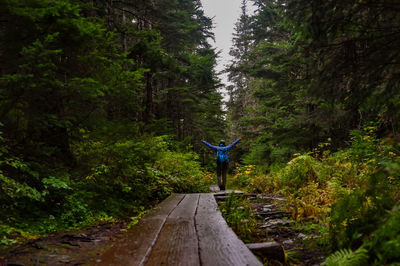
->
[195, 194, 262, 266]
[145, 194, 200, 266]
[168, 193, 199, 219]
[93, 193, 185, 266]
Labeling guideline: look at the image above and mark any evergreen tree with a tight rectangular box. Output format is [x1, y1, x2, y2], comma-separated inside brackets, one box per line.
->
[0, 0, 225, 236]
[226, 0, 400, 165]
[226, 0, 256, 158]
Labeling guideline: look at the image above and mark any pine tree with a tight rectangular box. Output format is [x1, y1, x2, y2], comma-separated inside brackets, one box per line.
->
[226, 0, 256, 154]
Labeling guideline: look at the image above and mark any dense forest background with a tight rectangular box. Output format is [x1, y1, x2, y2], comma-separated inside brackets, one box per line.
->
[226, 0, 400, 264]
[1, 0, 400, 264]
[227, 0, 400, 165]
[1, 0, 225, 243]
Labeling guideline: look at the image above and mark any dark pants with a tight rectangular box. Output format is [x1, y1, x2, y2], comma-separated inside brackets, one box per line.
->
[217, 161, 228, 190]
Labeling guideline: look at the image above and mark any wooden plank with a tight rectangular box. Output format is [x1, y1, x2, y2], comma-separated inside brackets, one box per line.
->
[145, 194, 200, 266]
[168, 193, 199, 219]
[195, 194, 262, 266]
[214, 190, 244, 197]
[93, 194, 185, 266]
[146, 193, 187, 219]
[209, 184, 220, 192]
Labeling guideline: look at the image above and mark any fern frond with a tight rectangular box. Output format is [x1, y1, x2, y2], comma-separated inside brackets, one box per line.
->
[322, 248, 368, 266]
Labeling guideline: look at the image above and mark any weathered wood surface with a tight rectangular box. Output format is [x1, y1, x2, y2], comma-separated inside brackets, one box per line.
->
[94, 193, 262, 266]
[145, 194, 200, 266]
[94, 193, 185, 266]
[214, 190, 244, 196]
[214, 190, 245, 201]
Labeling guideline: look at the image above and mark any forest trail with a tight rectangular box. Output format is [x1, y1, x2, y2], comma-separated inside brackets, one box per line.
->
[93, 193, 262, 266]
[0, 190, 327, 265]
[2, 0, 399, 264]
[1, 192, 262, 265]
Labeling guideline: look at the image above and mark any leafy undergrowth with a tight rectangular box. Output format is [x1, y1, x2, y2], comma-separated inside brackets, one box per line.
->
[219, 194, 258, 242]
[218, 193, 327, 265]
[228, 126, 400, 265]
[0, 135, 212, 249]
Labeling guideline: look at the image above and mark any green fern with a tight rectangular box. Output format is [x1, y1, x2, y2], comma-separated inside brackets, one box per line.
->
[322, 248, 368, 266]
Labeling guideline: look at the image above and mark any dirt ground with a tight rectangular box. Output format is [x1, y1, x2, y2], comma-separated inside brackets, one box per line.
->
[0, 222, 128, 266]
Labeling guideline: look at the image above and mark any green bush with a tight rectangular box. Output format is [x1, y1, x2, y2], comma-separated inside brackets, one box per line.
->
[154, 150, 210, 193]
[278, 155, 320, 192]
[239, 123, 400, 264]
[367, 203, 400, 264]
[230, 165, 257, 190]
[329, 169, 396, 250]
[0, 133, 209, 246]
[77, 135, 209, 208]
[219, 194, 257, 242]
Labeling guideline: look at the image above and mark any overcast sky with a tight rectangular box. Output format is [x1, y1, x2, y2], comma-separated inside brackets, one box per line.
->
[200, 0, 255, 100]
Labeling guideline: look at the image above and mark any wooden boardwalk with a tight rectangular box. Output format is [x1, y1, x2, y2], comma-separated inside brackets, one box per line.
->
[94, 193, 262, 266]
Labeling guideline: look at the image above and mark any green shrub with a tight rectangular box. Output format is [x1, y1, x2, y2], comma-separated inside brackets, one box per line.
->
[230, 165, 257, 190]
[367, 203, 400, 264]
[278, 155, 320, 192]
[154, 150, 210, 193]
[239, 122, 400, 265]
[219, 194, 257, 242]
[329, 169, 396, 250]
[78, 135, 209, 208]
[0, 133, 209, 246]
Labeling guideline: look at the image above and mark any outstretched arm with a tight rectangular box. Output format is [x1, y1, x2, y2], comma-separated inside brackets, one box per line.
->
[202, 140, 218, 151]
[226, 138, 241, 150]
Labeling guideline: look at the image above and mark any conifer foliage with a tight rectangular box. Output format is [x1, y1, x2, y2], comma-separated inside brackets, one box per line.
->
[227, 0, 400, 164]
[226, 0, 400, 264]
[0, 0, 223, 242]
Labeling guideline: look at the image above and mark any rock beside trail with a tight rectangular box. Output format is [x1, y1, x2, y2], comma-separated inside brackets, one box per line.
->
[246, 241, 285, 261]
[256, 194, 286, 201]
[261, 219, 293, 229]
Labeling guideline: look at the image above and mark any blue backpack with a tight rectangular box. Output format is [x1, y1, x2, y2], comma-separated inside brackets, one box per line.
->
[217, 147, 228, 162]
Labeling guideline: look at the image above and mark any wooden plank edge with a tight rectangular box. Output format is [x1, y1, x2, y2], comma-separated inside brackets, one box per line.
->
[139, 193, 186, 266]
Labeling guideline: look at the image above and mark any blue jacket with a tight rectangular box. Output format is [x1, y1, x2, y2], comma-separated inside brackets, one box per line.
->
[202, 139, 241, 162]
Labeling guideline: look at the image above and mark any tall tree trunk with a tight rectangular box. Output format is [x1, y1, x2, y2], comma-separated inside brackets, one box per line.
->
[122, 9, 127, 52]
[144, 72, 153, 122]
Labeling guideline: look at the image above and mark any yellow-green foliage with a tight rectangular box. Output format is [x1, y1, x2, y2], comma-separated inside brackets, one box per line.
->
[231, 165, 258, 190]
[240, 126, 400, 263]
[244, 127, 399, 224]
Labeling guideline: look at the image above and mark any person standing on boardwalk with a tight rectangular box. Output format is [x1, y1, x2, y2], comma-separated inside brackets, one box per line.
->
[202, 138, 241, 190]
